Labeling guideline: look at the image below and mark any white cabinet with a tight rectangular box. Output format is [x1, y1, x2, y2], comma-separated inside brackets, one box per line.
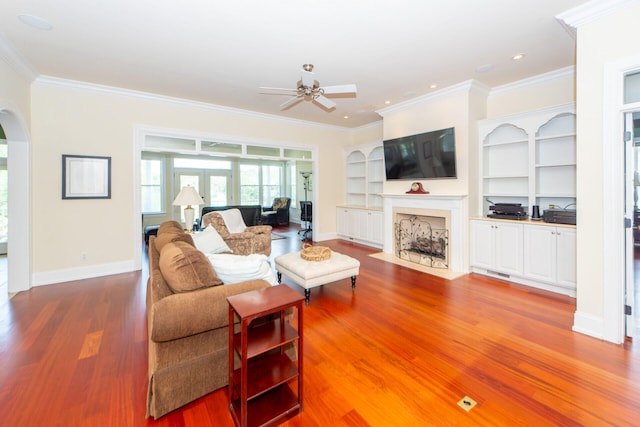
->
[478, 103, 576, 216]
[471, 218, 576, 296]
[470, 220, 523, 276]
[524, 224, 576, 289]
[336, 207, 383, 248]
[341, 142, 384, 248]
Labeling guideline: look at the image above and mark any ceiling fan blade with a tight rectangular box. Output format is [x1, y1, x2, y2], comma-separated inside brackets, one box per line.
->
[301, 70, 315, 88]
[280, 95, 303, 109]
[322, 84, 357, 95]
[259, 86, 298, 92]
[314, 95, 336, 109]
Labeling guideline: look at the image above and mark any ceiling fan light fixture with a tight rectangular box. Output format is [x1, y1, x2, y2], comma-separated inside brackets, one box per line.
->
[263, 64, 355, 111]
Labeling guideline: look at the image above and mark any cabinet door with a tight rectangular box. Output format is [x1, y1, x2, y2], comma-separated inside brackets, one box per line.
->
[351, 209, 368, 240]
[523, 224, 557, 283]
[494, 222, 524, 275]
[337, 208, 349, 236]
[470, 220, 495, 270]
[555, 227, 576, 287]
[367, 211, 384, 244]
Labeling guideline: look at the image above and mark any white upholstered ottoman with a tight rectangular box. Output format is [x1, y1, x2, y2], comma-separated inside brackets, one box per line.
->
[274, 251, 360, 302]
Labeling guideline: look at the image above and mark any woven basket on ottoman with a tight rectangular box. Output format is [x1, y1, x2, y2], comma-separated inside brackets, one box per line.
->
[274, 250, 360, 303]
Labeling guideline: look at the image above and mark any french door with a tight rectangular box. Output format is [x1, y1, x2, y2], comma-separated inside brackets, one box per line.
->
[625, 112, 640, 338]
[0, 145, 7, 255]
[174, 169, 231, 223]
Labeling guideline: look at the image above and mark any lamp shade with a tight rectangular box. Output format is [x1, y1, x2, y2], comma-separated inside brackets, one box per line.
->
[172, 185, 202, 206]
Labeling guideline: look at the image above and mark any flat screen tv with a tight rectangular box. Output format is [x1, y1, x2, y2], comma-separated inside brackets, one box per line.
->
[383, 127, 457, 180]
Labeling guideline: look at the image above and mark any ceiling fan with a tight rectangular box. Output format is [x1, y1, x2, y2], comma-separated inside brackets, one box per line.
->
[260, 64, 357, 110]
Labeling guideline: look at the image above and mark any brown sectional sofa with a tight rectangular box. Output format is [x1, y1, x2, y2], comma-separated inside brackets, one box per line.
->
[146, 221, 271, 419]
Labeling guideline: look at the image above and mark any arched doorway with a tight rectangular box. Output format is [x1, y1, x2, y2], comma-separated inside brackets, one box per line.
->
[0, 106, 31, 294]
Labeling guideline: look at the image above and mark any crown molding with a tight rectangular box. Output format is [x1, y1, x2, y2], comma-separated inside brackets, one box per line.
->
[490, 66, 575, 96]
[0, 31, 38, 82]
[376, 80, 491, 117]
[557, 0, 639, 37]
[33, 75, 357, 133]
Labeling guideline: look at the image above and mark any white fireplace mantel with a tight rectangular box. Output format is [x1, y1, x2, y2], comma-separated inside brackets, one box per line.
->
[381, 193, 468, 274]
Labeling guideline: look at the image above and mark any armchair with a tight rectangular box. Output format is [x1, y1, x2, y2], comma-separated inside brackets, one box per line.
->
[201, 210, 272, 256]
[261, 197, 291, 226]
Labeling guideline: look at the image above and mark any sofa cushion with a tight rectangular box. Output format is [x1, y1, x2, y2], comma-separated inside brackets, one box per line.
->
[155, 226, 195, 253]
[158, 220, 184, 234]
[192, 225, 232, 254]
[159, 241, 222, 293]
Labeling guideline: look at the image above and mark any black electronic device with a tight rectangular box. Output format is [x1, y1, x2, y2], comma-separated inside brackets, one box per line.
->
[383, 127, 457, 180]
[543, 209, 576, 225]
[487, 203, 528, 220]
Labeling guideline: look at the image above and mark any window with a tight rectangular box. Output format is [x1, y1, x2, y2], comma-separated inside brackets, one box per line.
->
[141, 157, 164, 214]
[625, 71, 640, 104]
[239, 162, 284, 205]
[262, 164, 282, 202]
[240, 164, 260, 204]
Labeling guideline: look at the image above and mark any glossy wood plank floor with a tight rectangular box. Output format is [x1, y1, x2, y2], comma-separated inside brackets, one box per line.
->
[1, 225, 639, 426]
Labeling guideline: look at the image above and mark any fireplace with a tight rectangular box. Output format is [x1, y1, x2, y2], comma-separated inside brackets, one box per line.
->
[380, 194, 468, 276]
[395, 213, 448, 268]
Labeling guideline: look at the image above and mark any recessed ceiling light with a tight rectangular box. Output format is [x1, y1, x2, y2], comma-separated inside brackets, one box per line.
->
[512, 53, 525, 61]
[429, 84, 438, 89]
[18, 14, 53, 30]
[475, 64, 494, 73]
[384, 100, 391, 105]
[343, 115, 349, 119]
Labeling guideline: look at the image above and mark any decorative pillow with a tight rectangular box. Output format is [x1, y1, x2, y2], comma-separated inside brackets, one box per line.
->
[218, 209, 247, 234]
[272, 199, 283, 210]
[206, 253, 277, 286]
[192, 225, 232, 254]
[159, 241, 222, 293]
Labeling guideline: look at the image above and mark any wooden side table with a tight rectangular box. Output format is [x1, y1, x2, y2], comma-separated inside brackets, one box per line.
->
[227, 284, 304, 427]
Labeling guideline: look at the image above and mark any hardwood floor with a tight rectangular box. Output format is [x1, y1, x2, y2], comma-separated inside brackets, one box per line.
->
[1, 226, 639, 426]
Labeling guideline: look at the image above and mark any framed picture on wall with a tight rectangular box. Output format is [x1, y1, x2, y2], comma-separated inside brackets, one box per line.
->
[62, 154, 111, 199]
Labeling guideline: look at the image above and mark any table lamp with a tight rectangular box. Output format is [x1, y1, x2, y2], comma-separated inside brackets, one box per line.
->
[172, 185, 203, 232]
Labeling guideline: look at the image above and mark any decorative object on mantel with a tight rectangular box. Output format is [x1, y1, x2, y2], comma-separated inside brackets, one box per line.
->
[62, 154, 111, 199]
[406, 182, 429, 194]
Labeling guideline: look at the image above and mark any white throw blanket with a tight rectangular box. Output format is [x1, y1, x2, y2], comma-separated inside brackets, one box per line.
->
[206, 253, 277, 286]
[218, 208, 247, 234]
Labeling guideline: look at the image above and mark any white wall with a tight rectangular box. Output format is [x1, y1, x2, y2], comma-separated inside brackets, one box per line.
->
[569, 2, 640, 342]
[29, 79, 351, 283]
[377, 81, 486, 198]
[0, 56, 33, 292]
[0, 59, 31, 122]
[487, 67, 576, 119]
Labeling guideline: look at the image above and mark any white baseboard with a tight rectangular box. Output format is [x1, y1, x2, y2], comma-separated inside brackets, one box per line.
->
[572, 310, 605, 340]
[32, 260, 137, 287]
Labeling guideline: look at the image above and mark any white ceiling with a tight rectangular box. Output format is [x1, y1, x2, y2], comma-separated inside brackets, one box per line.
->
[0, 0, 588, 128]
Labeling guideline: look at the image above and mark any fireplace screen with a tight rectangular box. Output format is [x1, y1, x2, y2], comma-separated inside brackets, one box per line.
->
[395, 215, 448, 269]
